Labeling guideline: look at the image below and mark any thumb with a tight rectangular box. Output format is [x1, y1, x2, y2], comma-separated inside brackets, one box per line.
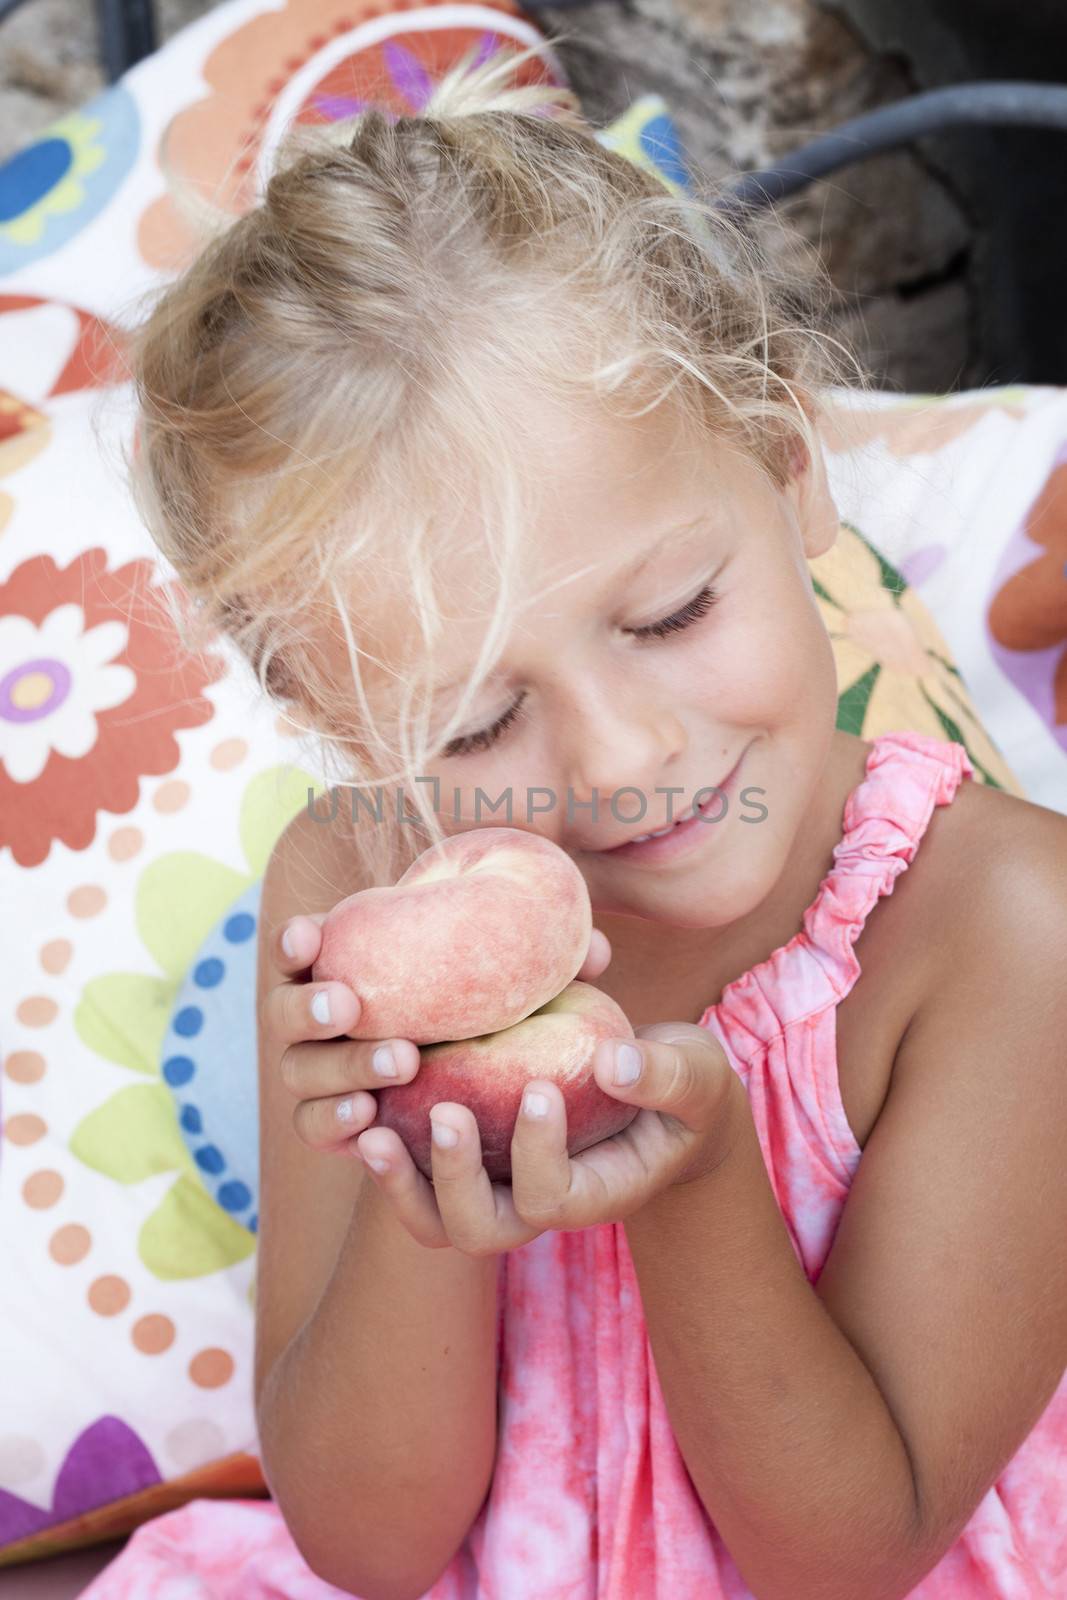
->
[593, 1022, 734, 1124]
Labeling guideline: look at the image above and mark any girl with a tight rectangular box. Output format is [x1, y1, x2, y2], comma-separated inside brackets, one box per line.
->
[104, 36, 1067, 1600]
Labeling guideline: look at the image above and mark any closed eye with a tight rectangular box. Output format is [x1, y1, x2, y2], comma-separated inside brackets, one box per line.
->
[440, 583, 720, 759]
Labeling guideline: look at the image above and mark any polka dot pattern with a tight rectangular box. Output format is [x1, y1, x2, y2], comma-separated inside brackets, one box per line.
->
[3, 1112, 46, 1144]
[132, 1314, 175, 1355]
[159, 880, 263, 1234]
[88, 1275, 131, 1317]
[16, 997, 57, 1028]
[0, 1435, 46, 1486]
[189, 1348, 234, 1389]
[107, 825, 143, 860]
[153, 779, 190, 813]
[39, 939, 71, 974]
[166, 1418, 225, 1471]
[209, 738, 247, 770]
[49, 1224, 90, 1265]
[67, 884, 106, 918]
[4, 1050, 45, 1083]
[22, 1169, 63, 1209]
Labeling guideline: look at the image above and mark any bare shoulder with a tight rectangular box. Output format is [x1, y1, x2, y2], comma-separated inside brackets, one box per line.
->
[917, 774, 1067, 964]
[265, 786, 367, 912]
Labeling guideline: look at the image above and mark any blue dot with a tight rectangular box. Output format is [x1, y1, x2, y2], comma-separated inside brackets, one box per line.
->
[194, 957, 224, 988]
[163, 1055, 196, 1087]
[174, 1006, 203, 1038]
[0, 138, 73, 224]
[195, 1144, 225, 1176]
[249, 1214, 258, 1234]
[224, 912, 255, 944]
[218, 1180, 252, 1213]
[180, 1104, 202, 1134]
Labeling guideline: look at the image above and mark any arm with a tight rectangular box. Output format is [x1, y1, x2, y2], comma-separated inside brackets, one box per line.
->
[624, 806, 1067, 1600]
[257, 1184, 500, 1600]
[254, 804, 500, 1600]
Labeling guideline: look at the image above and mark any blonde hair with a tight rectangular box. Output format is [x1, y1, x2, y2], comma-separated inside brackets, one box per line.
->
[122, 32, 865, 889]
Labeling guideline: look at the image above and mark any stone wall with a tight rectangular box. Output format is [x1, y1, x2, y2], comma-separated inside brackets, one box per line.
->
[1, 0, 980, 391]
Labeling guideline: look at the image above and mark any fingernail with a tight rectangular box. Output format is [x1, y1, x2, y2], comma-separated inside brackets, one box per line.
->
[367, 1156, 391, 1173]
[281, 925, 297, 960]
[614, 1042, 642, 1085]
[431, 1117, 459, 1149]
[336, 1098, 354, 1123]
[372, 1044, 397, 1078]
[311, 989, 331, 1026]
[522, 1090, 549, 1118]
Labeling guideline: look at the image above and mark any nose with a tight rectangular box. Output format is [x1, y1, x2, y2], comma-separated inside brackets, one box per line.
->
[563, 686, 686, 830]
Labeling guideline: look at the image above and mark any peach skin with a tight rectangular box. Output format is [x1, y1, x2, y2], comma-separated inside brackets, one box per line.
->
[373, 980, 639, 1183]
[312, 826, 593, 1045]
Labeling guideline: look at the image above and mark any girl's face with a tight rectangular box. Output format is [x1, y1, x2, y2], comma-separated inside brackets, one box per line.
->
[394, 394, 842, 932]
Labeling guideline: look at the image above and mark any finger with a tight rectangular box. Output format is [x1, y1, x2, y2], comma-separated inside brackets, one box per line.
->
[422, 1103, 539, 1255]
[292, 1088, 379, 1152]
[352, 1124, 453, 1249]
[591, 1023, 735, 1132]
[279, 1035, 420, 1101]
[575, 928, 611, 983]
[275, 913, 328, 975]
[507, 1079, 577, 1231]
[263, 976, 361, 1044]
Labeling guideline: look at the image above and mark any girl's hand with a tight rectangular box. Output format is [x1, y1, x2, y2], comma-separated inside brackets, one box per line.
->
[267, 914, 614, 1156]
[354, 1020, 748, 1255]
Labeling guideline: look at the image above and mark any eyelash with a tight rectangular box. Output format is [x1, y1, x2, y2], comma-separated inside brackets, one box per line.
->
[441, 582, 720, 758]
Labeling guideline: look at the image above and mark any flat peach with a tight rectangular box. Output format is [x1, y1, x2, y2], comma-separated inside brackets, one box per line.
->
[313, 827, 593, 1045]
[373, 980, 637, 1183]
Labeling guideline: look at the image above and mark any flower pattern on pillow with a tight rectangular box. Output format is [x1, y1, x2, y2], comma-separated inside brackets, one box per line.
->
[987, 442, 1067, 747]
[136, 2, 561, 271]
[69, 764, 320, 1280]
[814, 521, 1022, 793]
[0, 551, 224, 869]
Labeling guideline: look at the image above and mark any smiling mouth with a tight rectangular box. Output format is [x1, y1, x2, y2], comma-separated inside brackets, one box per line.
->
[628, 799, 707, 844]
[600, 755, 742, 851]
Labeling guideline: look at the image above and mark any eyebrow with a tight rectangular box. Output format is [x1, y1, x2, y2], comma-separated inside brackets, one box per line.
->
[429, 511, 714, 700]
[615, 513, 709, 582]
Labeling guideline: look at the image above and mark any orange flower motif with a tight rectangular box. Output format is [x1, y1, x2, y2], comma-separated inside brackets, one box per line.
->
[0, 550, 224, 868]
[987, 452, 1067, 732]
[138, 0, 556, 272]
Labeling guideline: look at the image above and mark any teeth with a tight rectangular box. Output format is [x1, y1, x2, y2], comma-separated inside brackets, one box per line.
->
[632, 811, 693, 844]
[630, 795, 711, 844]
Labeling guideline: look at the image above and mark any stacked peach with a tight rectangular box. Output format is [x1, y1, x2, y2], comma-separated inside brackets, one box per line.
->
[311, 827, 636, 1181]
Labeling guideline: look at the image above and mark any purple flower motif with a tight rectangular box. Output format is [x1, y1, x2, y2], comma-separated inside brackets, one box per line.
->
[312, 94, 369, 121]
[898, 544, 949, 589]
[0, 1416, 160, 1545]
[384, 31, 503, 114]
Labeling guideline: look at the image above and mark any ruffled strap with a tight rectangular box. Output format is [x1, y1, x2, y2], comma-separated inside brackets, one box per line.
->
[703, 730, 976, 1059]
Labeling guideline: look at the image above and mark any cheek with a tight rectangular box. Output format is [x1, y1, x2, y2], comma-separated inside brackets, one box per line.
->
[692, 581, 834, 720]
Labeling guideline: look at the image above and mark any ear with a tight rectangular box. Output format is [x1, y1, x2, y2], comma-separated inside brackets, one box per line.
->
[780, 398, 840, 562]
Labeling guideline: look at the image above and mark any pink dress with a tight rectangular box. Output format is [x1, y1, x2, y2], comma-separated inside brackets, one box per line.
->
[83, 730, 1067, 1599]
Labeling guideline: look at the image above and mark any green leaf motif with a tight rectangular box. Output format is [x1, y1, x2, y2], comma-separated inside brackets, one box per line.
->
[70, 1083, 194, 1183]
[73, 973, 176, 1076]
[139, 1173, 255, 1279]
[136, 853, 249, 976]
[835, 661, 880, 736]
